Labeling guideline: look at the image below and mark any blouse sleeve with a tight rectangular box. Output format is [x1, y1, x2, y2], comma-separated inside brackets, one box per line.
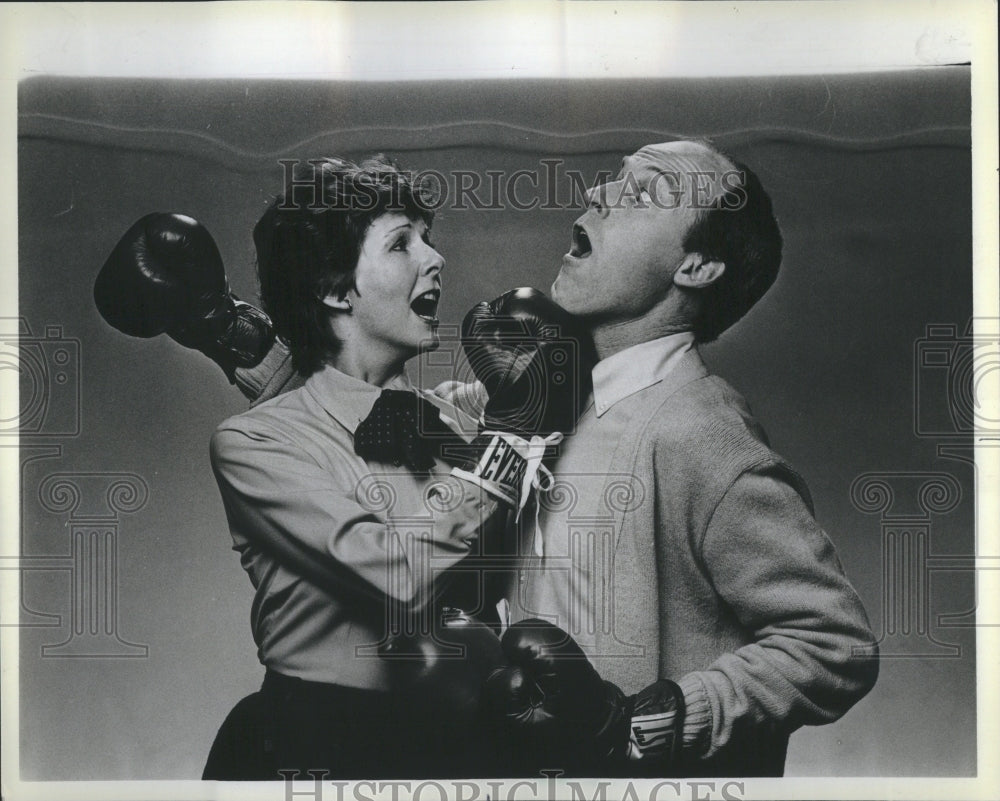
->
[210, 421, 475, 609]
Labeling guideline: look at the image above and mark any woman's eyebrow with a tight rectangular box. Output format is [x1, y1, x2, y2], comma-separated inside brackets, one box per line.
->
[382, 222, 412, 238]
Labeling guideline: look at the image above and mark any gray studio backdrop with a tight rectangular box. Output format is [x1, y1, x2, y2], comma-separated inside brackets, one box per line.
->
[15, 69, 974, 778]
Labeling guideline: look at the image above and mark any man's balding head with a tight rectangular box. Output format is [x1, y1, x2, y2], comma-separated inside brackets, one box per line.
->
[627, 140, 783, 341]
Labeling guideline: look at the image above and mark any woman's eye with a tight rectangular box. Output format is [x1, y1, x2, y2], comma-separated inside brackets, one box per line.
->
[391, 237, 408, 252]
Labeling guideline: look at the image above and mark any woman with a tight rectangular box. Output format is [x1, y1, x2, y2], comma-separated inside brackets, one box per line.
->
[203, 156, 508, 780]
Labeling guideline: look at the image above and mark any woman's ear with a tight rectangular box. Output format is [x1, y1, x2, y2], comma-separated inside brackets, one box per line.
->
[673, 253, 725, 289]
[321, 292, 353, 312]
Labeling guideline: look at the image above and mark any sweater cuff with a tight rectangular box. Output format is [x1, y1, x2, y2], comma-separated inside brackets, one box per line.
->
[677, 673, 712, 756]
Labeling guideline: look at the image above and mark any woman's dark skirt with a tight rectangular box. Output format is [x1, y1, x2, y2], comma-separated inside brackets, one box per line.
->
[203, 669, 503, 780]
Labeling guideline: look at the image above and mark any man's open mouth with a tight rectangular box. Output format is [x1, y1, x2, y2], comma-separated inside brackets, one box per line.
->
[410, 289, 441, 322]
[569, 224, 592, 258]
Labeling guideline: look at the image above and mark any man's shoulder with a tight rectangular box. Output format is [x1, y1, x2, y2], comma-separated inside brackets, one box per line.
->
[643, 372, 761, 443]
[635, 373, 812, 510]
[635, 373, 784, 472]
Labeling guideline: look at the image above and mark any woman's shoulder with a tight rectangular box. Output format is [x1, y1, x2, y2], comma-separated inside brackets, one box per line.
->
[214, 384, 324, 445]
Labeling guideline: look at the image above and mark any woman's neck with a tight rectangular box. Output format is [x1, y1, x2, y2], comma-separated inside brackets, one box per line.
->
[329, 341, 407, 387]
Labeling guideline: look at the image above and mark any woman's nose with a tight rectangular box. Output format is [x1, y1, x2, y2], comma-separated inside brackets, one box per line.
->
[423, 244, 445, 275]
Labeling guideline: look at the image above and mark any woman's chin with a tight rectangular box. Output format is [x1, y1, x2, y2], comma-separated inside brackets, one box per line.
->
[415, 328, 441, 353]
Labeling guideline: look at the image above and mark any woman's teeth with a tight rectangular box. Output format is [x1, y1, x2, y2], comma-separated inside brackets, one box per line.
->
[410, 290, 440, 321]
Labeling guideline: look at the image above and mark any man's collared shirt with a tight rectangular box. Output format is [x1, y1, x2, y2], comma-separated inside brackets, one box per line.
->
[591, 331, 696, 418]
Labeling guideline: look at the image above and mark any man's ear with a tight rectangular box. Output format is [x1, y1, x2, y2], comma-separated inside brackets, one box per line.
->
[321, 292, 353, 312]
[673, 252, 725, 289]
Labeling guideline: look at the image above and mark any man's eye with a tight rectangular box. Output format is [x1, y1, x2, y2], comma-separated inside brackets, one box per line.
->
[633, 189, 651, 205]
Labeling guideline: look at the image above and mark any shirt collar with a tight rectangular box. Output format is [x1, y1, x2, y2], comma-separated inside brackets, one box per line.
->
[304, 363, 412, 434]
[591, 331, 697, 417]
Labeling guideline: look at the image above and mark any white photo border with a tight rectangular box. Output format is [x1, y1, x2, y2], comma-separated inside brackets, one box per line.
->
[1, 2, 997, 800]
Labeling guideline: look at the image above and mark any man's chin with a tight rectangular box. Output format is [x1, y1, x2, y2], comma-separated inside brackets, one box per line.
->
[550, 275, 565, 306]
[550, 277, 581, 315]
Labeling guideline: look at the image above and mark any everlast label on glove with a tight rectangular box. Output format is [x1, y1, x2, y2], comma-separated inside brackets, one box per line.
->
[476, 436, 526, 493]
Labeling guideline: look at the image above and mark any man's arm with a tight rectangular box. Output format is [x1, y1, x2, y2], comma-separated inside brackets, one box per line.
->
[483, 463, 879, 776]
[677, 463, 880, 760]
[237, 337, 304, 405]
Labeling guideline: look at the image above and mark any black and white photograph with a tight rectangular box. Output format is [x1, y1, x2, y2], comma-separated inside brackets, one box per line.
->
[2, 3, 998, 800]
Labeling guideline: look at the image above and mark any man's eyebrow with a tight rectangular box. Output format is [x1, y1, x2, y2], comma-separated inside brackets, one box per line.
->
[651, 166, 683, 180]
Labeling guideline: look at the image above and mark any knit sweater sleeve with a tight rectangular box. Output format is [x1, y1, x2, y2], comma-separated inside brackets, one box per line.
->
[676, 464, 880, 761]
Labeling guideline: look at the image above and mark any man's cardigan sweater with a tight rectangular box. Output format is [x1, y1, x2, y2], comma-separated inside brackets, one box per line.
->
[501, 346, 880, 777]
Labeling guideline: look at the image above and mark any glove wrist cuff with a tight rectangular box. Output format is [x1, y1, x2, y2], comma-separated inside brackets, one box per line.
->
[624, 678, 686, 767]
[223, 302, 276, 367]
[171, 298, 275, 380]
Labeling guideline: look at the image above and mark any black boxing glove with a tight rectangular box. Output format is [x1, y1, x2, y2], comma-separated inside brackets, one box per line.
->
[453, 288, 595, 511]
[378, 607, 512, 775]
[379, 607, 506, 711]
[462, 287, 595, 436]
[485, 619, 686, 775]
[94, 213, 274, 383]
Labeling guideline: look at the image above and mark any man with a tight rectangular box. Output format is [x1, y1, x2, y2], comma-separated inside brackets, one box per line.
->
[484, 140, 878, 777]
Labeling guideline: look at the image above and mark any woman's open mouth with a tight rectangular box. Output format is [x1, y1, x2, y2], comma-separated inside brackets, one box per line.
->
[410, 288, 441, 323]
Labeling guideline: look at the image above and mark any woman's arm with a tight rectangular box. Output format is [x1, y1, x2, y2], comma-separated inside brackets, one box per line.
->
[210, 423, 497, 610]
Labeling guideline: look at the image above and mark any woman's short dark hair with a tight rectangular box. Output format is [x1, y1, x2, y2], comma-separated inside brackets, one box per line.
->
[254, 155, 436, 375]
[682, 158, 783, 342]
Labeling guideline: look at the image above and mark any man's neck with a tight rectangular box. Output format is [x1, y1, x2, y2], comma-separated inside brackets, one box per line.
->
[589, 315, 693, 361]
